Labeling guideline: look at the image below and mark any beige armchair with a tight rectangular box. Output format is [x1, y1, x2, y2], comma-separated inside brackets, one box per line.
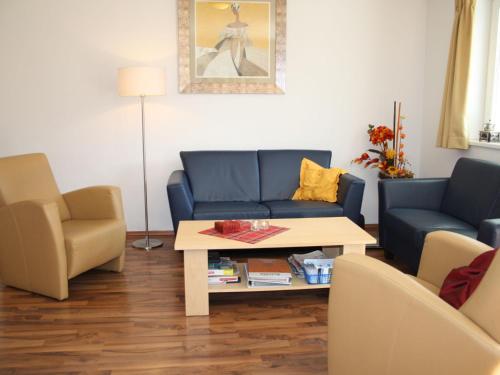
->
[0, 153, 126, 300]
[328, 231, 500, 375]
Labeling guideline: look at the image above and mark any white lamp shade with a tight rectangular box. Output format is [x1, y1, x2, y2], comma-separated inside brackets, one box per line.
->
[117, 66, 166, 96]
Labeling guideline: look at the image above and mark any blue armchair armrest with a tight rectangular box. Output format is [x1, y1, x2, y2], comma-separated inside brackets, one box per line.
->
[378, 178, 449, 246]
[478, 218, 500, 248]
[167, 170, 194, 232]
[337, 173, 365, 227]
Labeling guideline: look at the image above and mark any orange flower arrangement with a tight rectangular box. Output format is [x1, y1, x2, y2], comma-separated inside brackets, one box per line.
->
[353, 102, 414, 179]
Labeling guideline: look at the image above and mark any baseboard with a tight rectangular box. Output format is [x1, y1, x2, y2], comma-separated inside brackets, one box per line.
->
[127, 230, 175, 239]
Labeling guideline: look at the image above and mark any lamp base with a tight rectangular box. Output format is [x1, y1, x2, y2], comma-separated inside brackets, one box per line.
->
[132, 238, 163, 251]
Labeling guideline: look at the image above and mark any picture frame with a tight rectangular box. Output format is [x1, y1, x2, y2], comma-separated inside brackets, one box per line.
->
[178, 0, 286, 94]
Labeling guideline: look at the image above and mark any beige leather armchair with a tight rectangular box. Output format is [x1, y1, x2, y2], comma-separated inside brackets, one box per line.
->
[0, 153, 126, 300]
[328, 231, 500, 375]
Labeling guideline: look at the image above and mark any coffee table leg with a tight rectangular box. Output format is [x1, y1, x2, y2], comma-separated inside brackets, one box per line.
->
[183, 249, 209, 316]
[342, 244, 365, 255]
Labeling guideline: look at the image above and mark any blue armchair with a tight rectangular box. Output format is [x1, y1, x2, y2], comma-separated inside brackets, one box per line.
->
[379, 157, 500, 273]
[167, 150, 366, 232]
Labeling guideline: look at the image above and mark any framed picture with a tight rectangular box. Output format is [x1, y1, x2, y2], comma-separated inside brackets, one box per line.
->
[178, 0, 286, 94]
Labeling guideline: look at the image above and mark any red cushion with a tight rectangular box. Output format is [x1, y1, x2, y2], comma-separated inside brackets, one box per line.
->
[439, 249, 498, 309]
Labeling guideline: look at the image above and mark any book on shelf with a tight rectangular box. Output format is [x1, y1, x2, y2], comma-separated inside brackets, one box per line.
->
[244, 264, 292, 287]
[247, 258, 292, 279]
[247, 274, 291, 283]
[207, 252, 241, 285]
[208, 252, 237, 276]
[208, 253, 233, 268]
[208, 251, 223, 265]
[248, 280, 291, 287]
[208, 264, 237, 276]
[208, 274, 240, 285]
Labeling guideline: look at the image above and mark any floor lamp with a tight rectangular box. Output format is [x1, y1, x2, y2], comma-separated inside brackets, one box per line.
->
[117, 66, 166, 251]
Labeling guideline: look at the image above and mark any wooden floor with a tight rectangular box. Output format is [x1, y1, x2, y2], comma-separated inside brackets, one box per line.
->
[0, 234, 406, 374]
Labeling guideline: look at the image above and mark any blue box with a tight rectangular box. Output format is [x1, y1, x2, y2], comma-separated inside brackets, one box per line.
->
[303, 266, 332, 285]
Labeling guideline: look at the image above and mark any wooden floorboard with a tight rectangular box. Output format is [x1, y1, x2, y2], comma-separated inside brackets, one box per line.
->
[0, 233, 407, 374]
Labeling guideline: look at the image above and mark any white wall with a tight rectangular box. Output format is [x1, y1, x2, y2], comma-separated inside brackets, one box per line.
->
[421, 0, 500, 178]
[0, 0, 428, 230]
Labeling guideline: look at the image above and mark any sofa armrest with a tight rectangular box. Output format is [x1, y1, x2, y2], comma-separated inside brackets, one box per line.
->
[378, 178, 449, 246]
[167, 170, 194, 232]
[328, 254, 499, 375]
[337, 173, 365, 226]
[477, 218, 500, 248]
[63, 186, 125, 220]
[0, 200, 68, 300]
[417, 231, 491, 289]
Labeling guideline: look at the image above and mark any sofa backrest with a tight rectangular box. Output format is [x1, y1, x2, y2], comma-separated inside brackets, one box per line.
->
[180, 151, 260, 202]
[441, 158, 500, 227]
[258, 150, 332, 201]
[0, 153, 71, 221]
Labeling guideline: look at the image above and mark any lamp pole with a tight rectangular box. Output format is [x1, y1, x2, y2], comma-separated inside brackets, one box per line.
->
[117, 66, 165, 250]
[132, 95, 163, 251]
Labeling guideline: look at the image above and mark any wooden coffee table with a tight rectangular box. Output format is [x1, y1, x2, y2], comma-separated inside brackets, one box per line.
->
[174, 217, 376, 316]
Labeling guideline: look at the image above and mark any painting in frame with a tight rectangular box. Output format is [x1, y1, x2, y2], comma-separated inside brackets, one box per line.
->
[178, 0, 286, 94]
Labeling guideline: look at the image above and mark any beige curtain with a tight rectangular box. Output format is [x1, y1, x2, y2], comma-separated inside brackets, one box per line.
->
[437, 0, 476, 149]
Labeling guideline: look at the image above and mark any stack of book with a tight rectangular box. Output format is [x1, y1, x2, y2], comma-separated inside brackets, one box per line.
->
[208, 252, 240, 285]
[245, 258, 292, 287]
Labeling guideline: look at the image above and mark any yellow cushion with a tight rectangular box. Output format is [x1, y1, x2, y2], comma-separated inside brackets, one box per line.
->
[292, 158, 347, 203]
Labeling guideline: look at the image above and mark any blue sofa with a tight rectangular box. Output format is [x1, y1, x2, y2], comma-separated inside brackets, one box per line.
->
[167, 150, 366, 232]
[379, 157, 500, 273]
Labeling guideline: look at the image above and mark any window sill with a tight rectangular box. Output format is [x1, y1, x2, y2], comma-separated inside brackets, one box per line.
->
[469, 140, 500, 150]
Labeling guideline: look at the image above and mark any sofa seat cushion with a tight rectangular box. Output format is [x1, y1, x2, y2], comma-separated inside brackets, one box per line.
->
[193, 202, 270, 221]
[63, 219, 126, 279]
[385, 209, 477, 251]
[263, 200, 343, 219]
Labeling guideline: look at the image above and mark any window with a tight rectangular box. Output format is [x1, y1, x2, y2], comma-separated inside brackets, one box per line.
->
[484, 0, 500, 124]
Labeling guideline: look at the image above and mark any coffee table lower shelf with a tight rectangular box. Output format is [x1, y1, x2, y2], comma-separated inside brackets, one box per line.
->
[208, 263, 331, 294]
